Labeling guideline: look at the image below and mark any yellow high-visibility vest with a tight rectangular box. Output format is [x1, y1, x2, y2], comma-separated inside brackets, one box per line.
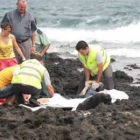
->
[12, 59, 46, 89]
[78, 45, 110, 76]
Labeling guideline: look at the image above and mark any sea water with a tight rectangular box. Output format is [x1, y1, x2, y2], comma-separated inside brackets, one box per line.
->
[1, 0, 140, 82]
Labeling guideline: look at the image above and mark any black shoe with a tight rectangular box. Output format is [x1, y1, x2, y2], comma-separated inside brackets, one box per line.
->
[29, 98, 40, 107]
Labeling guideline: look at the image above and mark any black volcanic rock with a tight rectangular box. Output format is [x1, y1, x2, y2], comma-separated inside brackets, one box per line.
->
[77, 93, 112, 110]
[111, 58, 116, 63]
[127, 64, 140, 69]
[0, 53, 140, 140]
[45, 53, 82, 96]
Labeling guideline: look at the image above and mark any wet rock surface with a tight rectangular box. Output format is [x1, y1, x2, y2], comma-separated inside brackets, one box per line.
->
[0, 53, 140, 140]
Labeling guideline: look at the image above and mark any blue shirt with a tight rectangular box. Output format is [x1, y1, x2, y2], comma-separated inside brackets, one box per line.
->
[1, 9, 37, 40]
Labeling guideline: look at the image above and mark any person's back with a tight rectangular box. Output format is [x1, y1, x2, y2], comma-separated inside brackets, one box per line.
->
[0, 65, 19, 104]
[12, 59, 45, 88]
[0, 65, 19, 88]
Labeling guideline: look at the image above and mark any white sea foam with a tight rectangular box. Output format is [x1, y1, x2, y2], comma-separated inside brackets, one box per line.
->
[107, 48, 140, 58]
[48, 44, 140, 58]
[40, 22, 140, 43]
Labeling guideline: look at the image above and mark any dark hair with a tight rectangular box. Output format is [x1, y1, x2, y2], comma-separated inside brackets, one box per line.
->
[75, 40, 88, 51]
[34, 18, 37, 25]
[30, 53, 43, 61]
[1, 22, 12, 31]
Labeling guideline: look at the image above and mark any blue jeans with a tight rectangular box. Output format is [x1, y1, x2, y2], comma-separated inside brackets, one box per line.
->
[85, 88, 97, 98]
[77, 88, 97, 98]
[0, 84, 14, 98]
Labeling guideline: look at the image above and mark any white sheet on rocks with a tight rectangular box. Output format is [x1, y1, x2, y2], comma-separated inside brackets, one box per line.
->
[99, 89, 129, 103]
[19, 89, 129, 111]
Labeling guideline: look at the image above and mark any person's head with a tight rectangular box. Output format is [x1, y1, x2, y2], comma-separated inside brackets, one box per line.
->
[30, 53, 43, 63]
[1, 22, 12, 37]
[75, 41, 89, 55]
[17, 0, 27, 15]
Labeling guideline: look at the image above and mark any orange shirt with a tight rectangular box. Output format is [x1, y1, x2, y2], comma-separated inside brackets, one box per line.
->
[0, 65, 19, 88]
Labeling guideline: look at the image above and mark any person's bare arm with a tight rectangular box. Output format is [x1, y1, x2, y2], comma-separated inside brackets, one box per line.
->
[39, 44, 50, 57]
[84, 66, 90, 81]
[12, 35, 25, 60]
[96, 62, 103, 83]
[46, 85, 54, 97]
[96, 51, 104, 83]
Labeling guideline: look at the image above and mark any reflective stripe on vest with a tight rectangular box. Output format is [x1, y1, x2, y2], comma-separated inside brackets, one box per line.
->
[20, 66, 42, 79]
[12, 59, 45, 89]
[19, 72, 40, 80]
[78, 44, 110, 76]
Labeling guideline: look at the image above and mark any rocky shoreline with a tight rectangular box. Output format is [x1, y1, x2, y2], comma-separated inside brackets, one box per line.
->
[0, 53, 140, 140]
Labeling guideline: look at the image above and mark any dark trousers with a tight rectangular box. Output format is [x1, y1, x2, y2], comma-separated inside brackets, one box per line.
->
[13, 84, 41, 104]
[0, 84, 14, 98]
[77, 64, 114, 94]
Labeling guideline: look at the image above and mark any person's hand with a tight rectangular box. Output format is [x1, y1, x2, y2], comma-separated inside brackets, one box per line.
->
[38, 53, 43, 57]
[31, 46, 36, 53]
[22, 57, 26, 62]
[92, 82, 100, 90]
[24, 94, 31, 103]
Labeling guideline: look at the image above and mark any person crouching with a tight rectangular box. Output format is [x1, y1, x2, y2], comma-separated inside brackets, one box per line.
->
[11, 53, 54, 106]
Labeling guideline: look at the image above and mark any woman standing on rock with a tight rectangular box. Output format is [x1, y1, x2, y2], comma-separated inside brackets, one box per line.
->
[0, 22, 25, 71]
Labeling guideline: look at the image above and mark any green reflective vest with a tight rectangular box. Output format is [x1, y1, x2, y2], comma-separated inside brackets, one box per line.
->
[12, 59, 46, 89]
[78, 45, 110, 76]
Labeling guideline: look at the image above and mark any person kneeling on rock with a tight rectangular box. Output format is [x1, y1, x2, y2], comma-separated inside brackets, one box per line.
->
[11, 53, 54, 106]
[75, 40, 114, 95]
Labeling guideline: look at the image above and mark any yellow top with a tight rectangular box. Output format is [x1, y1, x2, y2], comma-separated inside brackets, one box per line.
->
[0, 65, 19, 88]
[0, 33, 15, 59]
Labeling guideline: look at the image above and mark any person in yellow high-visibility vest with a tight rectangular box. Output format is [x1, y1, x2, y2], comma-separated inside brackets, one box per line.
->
[11, 53, 54, 106]
[76, 40, 114, 95]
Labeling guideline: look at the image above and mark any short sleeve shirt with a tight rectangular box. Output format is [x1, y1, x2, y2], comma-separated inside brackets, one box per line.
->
[35, 29, 51, 53]
[43, 70, 51, 86]
[0, 65, 19, 88]
[1, 9, 37, 40]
